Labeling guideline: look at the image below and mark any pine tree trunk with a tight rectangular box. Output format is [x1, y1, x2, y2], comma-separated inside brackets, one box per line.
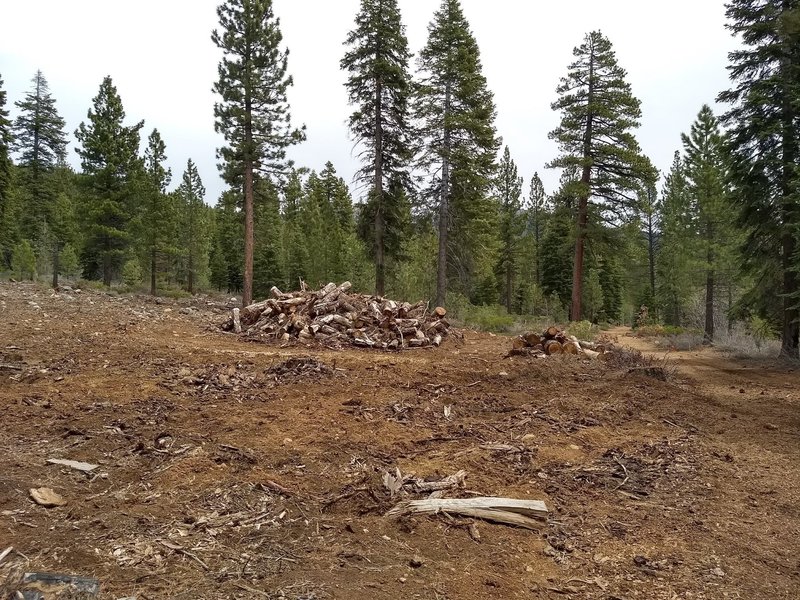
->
[103, 238, 112, 287]
[780, 58, 799, 357]
[188, 252, 194, 295]
[150, 247, 157, 296]
[648, 215, 656, 303]
[534, 207, 541, 288]
[571, 46, 595, 322]
[436, 84, 452, 309]
[374, 77, 385, 296]
[51, 245, 59, 289]
[505, 266, 512, 312]
[704, 225, 715, 344]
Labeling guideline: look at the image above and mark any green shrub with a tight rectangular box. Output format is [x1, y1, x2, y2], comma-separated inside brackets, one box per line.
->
[566, 320, 599, 341]
[59, 244, 81, 278]
[11, 240, 37, 280]
[121, 259, 143, 288]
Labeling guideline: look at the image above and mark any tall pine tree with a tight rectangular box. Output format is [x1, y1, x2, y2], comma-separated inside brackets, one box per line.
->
[719, 0, 800, 357]
[12, 70, 69, 243]
[140, 128, 172, 295]
[416, 0, 500, 307]
[212, 0, 305, 306]
[548, 31, 656, 321]
[74, 76, 143, 286]
[495, 146, 524, 311]
[341, 0, 414, 295]
[0, 73, 14, 268]
[682, 105, 730, 343]
[656, 152, 694, 326]
[176, 159, 206, 294]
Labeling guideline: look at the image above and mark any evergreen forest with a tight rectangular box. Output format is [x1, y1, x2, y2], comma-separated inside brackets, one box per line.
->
[1, 0, 799, 358]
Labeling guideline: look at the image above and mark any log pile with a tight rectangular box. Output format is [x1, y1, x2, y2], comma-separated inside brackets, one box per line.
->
[507, 326, 608, 359]
[221, 282, 451, 350]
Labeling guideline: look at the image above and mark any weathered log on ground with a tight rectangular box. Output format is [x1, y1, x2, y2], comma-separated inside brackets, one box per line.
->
[510, 325, 612, 360]
[544, 340, 563, 355]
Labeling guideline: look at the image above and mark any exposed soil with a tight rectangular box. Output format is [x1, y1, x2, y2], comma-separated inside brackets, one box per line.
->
[1, 282, 798, 599]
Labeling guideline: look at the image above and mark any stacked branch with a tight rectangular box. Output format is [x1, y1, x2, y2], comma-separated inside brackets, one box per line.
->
[507, 325, 608, 359]
[221, 282, 451, 350]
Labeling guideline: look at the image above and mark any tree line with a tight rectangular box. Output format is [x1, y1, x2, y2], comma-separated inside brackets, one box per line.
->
[0, 0, 798, 357]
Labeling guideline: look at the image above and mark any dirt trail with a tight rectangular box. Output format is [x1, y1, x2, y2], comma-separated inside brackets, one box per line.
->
[1, 285, 799, 599]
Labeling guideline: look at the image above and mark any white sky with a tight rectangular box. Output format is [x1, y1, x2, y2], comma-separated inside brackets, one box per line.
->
[1, 0, 736, 204]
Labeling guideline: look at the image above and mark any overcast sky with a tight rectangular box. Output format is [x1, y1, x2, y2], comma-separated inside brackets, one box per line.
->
[1, 0, 736, 204]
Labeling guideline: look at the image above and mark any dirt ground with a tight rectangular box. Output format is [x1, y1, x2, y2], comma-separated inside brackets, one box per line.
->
[1, 281, 798, 599]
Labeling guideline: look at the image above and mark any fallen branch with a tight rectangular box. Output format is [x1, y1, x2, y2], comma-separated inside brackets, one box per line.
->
[387, 497, 548, 530]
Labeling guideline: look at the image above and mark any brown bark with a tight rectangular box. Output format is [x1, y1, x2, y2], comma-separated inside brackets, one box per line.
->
[571, 44, 595, 322]
[704, 224, 714, 344]
[436, 84, 452, 309]
[52, 246, 59, 289]
[544, 340, 563, 355]
[242, 160, 254, 307]
[150, 247, 157, 296]
[374, 75, 386, 296]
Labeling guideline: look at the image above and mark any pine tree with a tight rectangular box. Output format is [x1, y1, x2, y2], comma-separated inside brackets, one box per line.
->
[495, 146, 524, 311]
[74, 76, 144, 285]
[682, 105, 730, 343]
[548, 30, 656, 321]
[211, 190, 244, 293]
[176, 159, 206, 294]
[639, 182, 659, 314]
[341, 0, 414, 295]
[253, 176, 284, 296]
[0, 73, 15, 268]
[281, 169, 309, 287]
[212, 0, 305, 307]
[719, 0, 800, 357]
[48, 163, 78, 287]
[11, 239, 36, 280]
[416, 0, 500, 307]
[140, 129, 173, 295]
[528, 172, 547, 288]
[12, 70, 69, 240]
[656, 152, 694, 326]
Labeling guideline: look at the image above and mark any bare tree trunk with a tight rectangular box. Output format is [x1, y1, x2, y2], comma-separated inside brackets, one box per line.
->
[505, 267, 512, 312]
[150, 247, 157, 296]
[570, 44, 595, 322]
[52, 245, 59, 289]
[374, 77, 385, 296]
[188, 252, 194, 295]
[243, 160, 254, 307]
[704, 223, 715, 344]
[103, 241, 112, 287]
[780, 59, 799, 357]
[436, 84, 452, 309]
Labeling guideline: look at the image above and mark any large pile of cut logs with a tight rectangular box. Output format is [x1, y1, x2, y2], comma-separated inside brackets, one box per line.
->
[508, 326, 608, 359]
[221, 282, 451, 350]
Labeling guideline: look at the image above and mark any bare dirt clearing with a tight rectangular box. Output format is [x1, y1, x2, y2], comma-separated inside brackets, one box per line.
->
[1, 282, 798, 599]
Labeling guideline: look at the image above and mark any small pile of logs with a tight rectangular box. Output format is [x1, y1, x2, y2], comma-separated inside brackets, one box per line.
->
[508, 326, 607, 359]
[221, 282, 451, 350]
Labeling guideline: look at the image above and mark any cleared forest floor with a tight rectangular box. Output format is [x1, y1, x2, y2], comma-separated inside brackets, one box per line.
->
[1, 282, 798, 599]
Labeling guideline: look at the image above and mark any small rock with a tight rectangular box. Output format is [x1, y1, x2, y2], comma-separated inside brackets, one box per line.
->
[409, 556, 424, 568]
[498, 371, 509, 377]
[29, 487, 67, 508]
[765, 423, 778, 431]
[398, 577, 407, 584]
[711, 567, 726, 578]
